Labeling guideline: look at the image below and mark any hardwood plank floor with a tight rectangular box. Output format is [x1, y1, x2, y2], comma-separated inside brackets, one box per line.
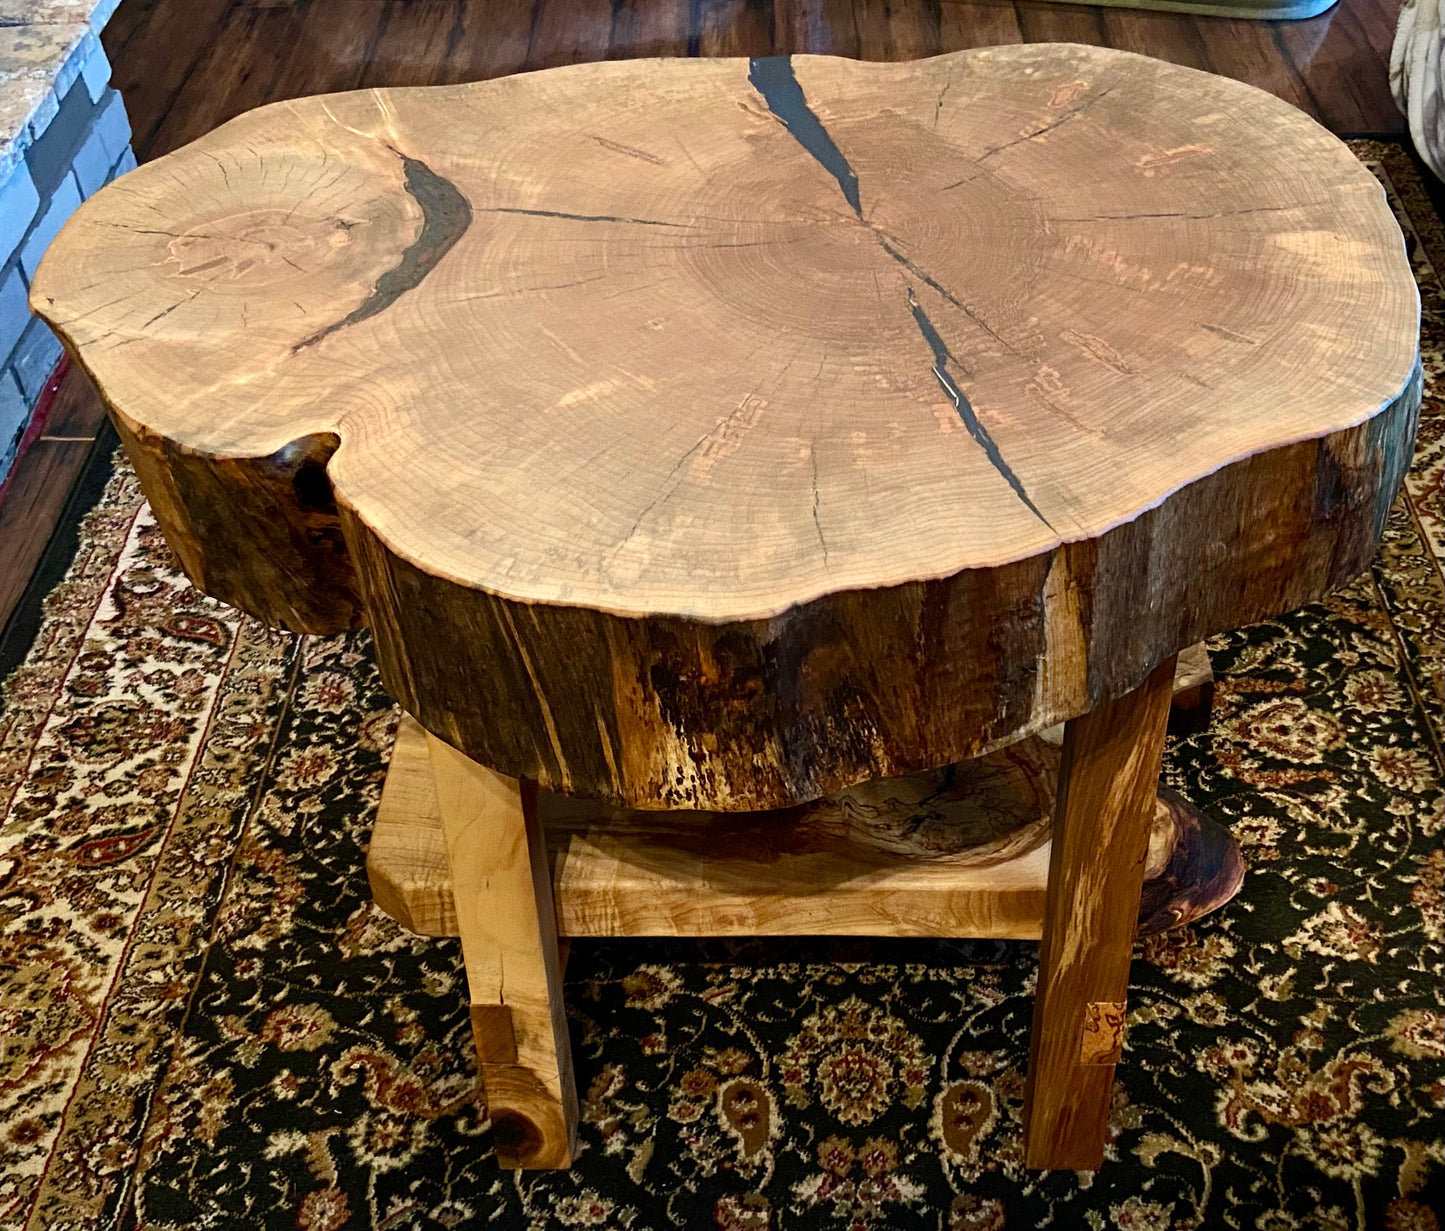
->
[105, 0, 1411, 161]
[0, 438, 99, 630]
[1191, 17, 1319, 112]
[33, 365, 108, 442]
[1277, 3, 1399, 132]
[1014, 2, 1109, 44]
[0, 0, 1410, 639]
[105, 0, 231, 158]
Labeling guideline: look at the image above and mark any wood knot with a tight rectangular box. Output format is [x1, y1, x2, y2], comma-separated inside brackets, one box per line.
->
[490, 1111, 545, 1167]
[1079, 1001, 1126, 1066]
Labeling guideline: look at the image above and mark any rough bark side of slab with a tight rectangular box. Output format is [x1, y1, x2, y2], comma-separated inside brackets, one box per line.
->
[117, 420, 359, 633]
[59, 359, 363, 633]
[341, 377, 1419, 812]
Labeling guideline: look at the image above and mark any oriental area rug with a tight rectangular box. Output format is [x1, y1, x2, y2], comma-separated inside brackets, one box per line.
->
[0, 141, 1441, 1231]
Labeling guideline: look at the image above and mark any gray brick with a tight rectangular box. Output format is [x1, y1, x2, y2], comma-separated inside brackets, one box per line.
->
[23, 90, 62, 152]
[19, 172, 82, 281]
[0, 368, 28, 463]
[53, 30, 100, 103]
[11, 318, 62, 402]
[72, 123, 112, 197]
[0, 267, 30, 361]
[25, 80, 95, 200]
[90, 0, 124, 32]
[0, 164, 40, 254]
[79, 39, 112, 103]
[92, 90, 131, 166]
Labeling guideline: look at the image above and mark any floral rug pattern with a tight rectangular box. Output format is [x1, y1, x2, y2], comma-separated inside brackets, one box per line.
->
[0, 142, 1441, 1231]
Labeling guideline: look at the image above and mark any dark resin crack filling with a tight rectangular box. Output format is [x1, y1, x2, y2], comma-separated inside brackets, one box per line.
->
[907, 291, 1053, 530]
[294, 152, 472, 352]
[748, 57, 862, 218]
[748, 55, 1053, 531]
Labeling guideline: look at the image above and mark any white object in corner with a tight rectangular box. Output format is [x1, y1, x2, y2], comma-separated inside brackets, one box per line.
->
[1393, 0, 1445, 180]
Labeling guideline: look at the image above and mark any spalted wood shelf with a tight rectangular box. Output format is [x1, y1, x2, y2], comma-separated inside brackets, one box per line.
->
[368, 709, 1245, 941]
[31, 45, 1422, 813]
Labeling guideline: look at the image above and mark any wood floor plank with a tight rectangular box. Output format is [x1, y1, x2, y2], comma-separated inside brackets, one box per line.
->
[271, 0, 389, 98]
[102, 0, 1404, 154]
[1347, 0, 1409, 65]
[938, 1, 1026, 48]
[774, 0, 866, 54]
[523, 0, 619, 72]
[606, 0, 689, 58]
[101, 0, 233, 159]
[1276, 3, 1402, 132]
[38, 367, 108, 442]
[1188, 15, 1317, 115]
[1014, 1, 1109, 44]
[98, 0, 159, 63]
[690, 0, 777, 56]
[0, 440, 95, 634]
[439, 0, 544, 80]
[358, 0, 457, 88]
[1102, 6, 1213, 70]
[142, 4, 302, 155]
[846, 0, 946, 58]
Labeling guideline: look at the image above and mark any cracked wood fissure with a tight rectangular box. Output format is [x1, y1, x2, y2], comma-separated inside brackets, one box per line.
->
[476, 205, 690, 228]
[294, 151, 471, 352]
[980, 86, 1117, 162]
[747, 57, 862, 217]
[905, 289, 1054, 529]
[749, 54, 1042, 520]
[809, 446, 829, 562]
[31, 47, 1422, 809]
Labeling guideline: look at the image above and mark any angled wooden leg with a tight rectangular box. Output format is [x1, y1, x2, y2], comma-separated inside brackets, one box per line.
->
[426, 732, 577, 1169]
[1023, 656, 1178, 1171]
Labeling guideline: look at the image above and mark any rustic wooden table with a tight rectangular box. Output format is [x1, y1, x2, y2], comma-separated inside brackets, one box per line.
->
[33, 44, 1420, 1172]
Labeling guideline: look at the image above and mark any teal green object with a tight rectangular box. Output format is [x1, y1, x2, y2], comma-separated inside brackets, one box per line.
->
[1068, 0, 1338, 18]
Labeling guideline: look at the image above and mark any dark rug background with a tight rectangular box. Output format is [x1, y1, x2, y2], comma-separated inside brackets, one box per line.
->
[0, 141, 1440, 1231]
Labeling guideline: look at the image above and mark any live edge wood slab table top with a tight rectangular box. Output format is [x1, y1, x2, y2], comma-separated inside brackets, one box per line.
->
[31, 45, 1421, 1172]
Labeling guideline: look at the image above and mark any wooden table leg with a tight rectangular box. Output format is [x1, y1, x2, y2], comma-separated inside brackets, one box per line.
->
[1023, 656, 1178, 1170]
[426, 732, 578, 1169]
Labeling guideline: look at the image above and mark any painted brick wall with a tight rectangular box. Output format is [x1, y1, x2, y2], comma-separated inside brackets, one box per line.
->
[0, 15, 136, 485]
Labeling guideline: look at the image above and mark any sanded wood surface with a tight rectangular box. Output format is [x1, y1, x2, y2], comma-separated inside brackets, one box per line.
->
[369, 707, 1243, 942]
[33, 45, 1421, 809]
[1023, 655, 1178, 1171]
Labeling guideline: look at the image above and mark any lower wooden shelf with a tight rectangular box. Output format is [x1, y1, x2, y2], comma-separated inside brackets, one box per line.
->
[369, 642, 1238, 944]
